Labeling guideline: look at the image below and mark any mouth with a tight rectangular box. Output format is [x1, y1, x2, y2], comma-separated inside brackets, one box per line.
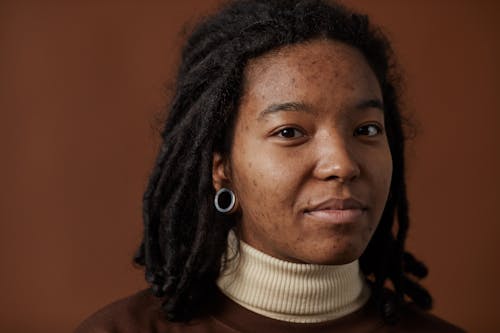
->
[303, 197, 367, 224]
[304, 208, 365, 224]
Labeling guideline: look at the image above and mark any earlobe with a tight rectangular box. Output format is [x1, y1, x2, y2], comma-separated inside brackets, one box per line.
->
[212, 152, 230, 191]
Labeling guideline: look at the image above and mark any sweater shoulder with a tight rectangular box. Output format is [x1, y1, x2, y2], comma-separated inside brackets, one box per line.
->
[389, 302, 466, 333]
[74, 289, 169, 333]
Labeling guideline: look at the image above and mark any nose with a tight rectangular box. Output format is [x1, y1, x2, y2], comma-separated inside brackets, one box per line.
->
[313, 134, 360, 183]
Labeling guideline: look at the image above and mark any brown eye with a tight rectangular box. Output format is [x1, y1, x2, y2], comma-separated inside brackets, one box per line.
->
[277, 127, 304, 138]
[354, 124, 382, 137]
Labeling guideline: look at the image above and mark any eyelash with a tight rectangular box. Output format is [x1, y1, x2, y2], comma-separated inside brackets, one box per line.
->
[273, 124, 383, 139]
[274, 127, 305, 139]
[354, 124, 383, 137]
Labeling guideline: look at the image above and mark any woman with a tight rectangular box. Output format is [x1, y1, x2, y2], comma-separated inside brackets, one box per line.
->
[76, 0, 465, 332]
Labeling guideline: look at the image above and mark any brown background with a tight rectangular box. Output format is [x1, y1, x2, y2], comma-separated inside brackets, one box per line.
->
[1, 0, 499, 332]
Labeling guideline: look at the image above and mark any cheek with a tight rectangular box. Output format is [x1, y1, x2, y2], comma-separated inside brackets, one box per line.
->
[367, 147, 393, 210]
[379, 149, 393, 193]
[231, 144, 306, 225]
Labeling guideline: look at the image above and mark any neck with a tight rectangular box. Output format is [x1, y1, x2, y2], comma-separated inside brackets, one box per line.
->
[216, 232, 371, 323]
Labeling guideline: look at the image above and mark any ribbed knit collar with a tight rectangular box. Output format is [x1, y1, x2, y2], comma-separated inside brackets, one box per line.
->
[216, 231, 371, 323]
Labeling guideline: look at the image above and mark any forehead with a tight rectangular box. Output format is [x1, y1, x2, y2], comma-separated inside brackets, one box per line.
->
[240, 38, 382, 113]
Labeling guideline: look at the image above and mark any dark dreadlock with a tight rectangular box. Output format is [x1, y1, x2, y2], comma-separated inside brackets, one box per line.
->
[134, 0, 432, 323]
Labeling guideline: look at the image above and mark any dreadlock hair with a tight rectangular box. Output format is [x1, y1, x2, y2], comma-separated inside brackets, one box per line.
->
[134, 0, 433, 324]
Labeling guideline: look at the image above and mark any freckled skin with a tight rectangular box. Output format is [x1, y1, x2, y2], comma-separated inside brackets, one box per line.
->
[213, 39, 392, 265]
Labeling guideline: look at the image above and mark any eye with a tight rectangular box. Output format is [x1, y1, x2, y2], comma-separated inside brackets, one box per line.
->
[275, 127, 305, 139]
[354, 124, 383, 137]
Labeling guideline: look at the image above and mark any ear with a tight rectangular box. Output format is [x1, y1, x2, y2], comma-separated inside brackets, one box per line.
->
[212, 152, 231, 192]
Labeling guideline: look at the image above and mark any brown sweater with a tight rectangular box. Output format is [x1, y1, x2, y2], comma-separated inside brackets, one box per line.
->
[75, 289, 466, 333]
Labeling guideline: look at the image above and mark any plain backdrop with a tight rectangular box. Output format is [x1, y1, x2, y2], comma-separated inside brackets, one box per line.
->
[1, 0, 499, 332]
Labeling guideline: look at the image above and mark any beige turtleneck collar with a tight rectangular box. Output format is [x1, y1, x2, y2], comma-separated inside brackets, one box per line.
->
[216, 231, 371, 323]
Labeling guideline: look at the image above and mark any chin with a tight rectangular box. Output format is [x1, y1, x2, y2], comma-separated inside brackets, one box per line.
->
[303, 249, 362, 265]
[303, 241, 366, 265]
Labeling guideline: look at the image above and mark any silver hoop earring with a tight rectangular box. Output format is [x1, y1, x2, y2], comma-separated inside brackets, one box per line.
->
[214, 188, 236, 213]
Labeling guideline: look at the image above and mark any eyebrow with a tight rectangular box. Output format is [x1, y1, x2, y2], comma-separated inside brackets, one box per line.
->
[257, 98, 385, 121]
[355, 98, 385, 113]
[257, 101, 314, 120]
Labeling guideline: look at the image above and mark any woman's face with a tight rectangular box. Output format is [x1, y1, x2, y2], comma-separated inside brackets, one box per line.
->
[213, 39, 392, 265]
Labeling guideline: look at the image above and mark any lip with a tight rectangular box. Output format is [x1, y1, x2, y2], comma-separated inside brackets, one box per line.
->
[306, 197, 367, 211]
[303, 198, 367, 224]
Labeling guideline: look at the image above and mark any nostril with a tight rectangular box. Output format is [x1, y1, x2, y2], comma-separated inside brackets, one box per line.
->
[313, 141, 361, 182]
[321, 164, 360, 182]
